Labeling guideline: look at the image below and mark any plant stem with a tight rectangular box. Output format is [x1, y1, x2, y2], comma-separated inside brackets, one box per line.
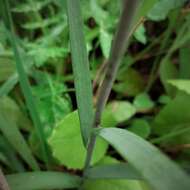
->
[0, 168, 10, 190]
[83, 0, 140, 180]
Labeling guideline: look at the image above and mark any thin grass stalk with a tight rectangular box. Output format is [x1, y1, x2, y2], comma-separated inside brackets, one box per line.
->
[0, 0, 49, 168]
[83, 0, 141, 178]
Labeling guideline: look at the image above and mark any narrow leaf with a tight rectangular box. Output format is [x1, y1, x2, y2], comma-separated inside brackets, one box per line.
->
[0, 0, 49, 166]
[66, 0, 94, 145]
[98, 128, 190, 190]
[0, 104, 39, 170]
[6, 172, 81, 190]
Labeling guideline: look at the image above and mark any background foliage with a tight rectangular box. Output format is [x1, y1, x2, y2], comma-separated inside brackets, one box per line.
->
[0, 0, 190, 190]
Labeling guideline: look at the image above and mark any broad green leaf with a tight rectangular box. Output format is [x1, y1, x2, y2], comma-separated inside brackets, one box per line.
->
[179, 48, 190, 79]
[0, 99, 39, 170]
[90, 0, 107, 25]
[98, 128, 190, 190]
[133, 93, 154, 112]
[168, 80, 190, 95]
[83, 156, 147, 190]
[66, 0, 94, 145]
[128, 119, 151, 139]
[102, 101, 136, 128]
[49, 101, 135, 169]
[48, 111, 107, 169]
[1, 0, 49, 166]
[100, 28, 112, 58]
[160, 59, 178, 96]
[6, 172, 81, 190]
[153, 92, 190, 145]
[148, 0, 188, 21]
[134, 24, 147, 44]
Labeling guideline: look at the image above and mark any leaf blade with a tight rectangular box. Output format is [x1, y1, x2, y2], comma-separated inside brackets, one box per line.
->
[6, 172, 81, 190]
[98, 128, 190, 190]
[66, 0, 94, 145]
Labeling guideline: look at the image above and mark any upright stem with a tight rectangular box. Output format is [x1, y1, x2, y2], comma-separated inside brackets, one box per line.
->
[83, 0, 140, 178]
[0, 168, 10, 190]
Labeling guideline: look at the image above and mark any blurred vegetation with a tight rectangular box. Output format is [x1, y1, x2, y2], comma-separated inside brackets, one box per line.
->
[0, 0, 190, 189]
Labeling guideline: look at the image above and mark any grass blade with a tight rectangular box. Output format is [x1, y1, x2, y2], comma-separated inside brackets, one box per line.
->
[98, 128, 190, 190]
[66, 0, 94, 145]
[0, 107, 39, 170]
[6, 172, 81, 190]
[0, 134, 25, 172]
[0, 0, 49, 166]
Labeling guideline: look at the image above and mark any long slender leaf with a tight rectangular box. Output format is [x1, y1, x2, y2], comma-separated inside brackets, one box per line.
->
[0, 107, 39, 170]
[66, 0, 94, 145]
[98, 128, 190, 190]
[0, 0, 49, 166]
[85, 163, 142, 180]
[6, 172, 81, 190]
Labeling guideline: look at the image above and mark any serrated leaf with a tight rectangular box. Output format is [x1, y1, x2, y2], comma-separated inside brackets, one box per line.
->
[12, 0, 53, 13]
[22, 16, 61, 30]
[98, 128, 190, 190]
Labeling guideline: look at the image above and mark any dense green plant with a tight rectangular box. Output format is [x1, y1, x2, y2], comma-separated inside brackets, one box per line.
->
[0, 0, 190, 190]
